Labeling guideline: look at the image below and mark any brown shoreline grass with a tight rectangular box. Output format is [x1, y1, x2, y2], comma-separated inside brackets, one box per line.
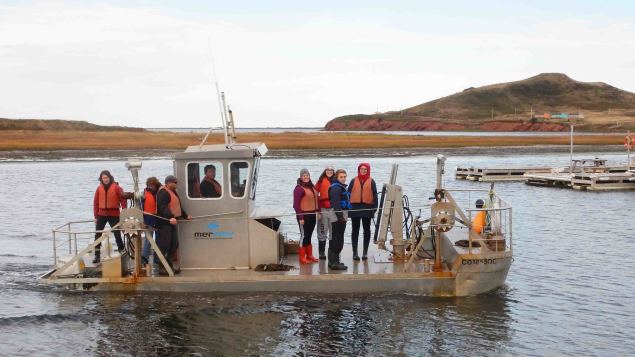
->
[0, 130, 625, 151]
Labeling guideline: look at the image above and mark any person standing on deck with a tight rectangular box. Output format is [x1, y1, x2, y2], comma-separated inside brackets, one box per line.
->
[92, 170, 127, 264]
[328, 169, 351, 270]
[293, 168, 319, 264]
[315, 165, 335, 260]
[141, 177, 161, 265]
[347, 163, 378, 261]
[155, 175, 191, 275]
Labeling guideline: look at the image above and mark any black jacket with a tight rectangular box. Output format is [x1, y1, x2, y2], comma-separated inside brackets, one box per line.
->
[156, 189, 188, 226]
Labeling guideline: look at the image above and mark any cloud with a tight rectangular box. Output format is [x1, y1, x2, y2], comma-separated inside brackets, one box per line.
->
[0, 2, 634, 128]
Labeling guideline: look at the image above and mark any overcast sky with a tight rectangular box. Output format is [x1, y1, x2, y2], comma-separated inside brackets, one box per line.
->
[1, 1, 634, 128]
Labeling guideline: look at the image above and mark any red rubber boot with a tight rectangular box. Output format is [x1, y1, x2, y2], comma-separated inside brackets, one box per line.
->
[306, 244, 318, 262]
[298, 246, 311, 264]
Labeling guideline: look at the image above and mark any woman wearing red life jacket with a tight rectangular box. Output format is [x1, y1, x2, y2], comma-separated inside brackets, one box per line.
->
[347, 163, 378, 261]
[314, 165, 335, 260]
[293, 168, 319, 264]
[92, 170, 127, 263]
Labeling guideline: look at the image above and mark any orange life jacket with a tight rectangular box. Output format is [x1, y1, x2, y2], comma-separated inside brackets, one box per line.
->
[143, 190, 156, 215]
[350, 177, 374, 205]
[159, 186, 182, 217]
[300, 185, 318, 212]
[316, 179, 331, 209]
[473, 211, 486, 234]
[97, 184, 121, 210]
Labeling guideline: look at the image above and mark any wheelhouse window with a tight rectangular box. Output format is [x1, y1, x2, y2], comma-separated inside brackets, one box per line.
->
[187, 162, 223, 199]
[230, 161, 250, 198]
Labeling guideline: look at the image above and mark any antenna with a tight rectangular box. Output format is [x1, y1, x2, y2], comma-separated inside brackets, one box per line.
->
[198, 53, 233, 148]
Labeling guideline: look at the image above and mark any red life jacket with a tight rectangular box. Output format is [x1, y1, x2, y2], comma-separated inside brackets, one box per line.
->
[350, 177, 374, 205]
[159, 186, 182, 217]
[316, 179, 332, 209]
[299, 185, 318, 212]
[97, 183, 121, 210]
[143, 190, 156, 215]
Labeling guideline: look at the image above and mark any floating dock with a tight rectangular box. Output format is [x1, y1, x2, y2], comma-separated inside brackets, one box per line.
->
[525, 171, 635, 190]
[455, 166, 552, 182]
[458, 157, 635, 189]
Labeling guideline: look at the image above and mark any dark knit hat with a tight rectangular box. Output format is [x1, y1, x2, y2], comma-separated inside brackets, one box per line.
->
[165, 175, 178, 184]
[299, 168, 310, 177]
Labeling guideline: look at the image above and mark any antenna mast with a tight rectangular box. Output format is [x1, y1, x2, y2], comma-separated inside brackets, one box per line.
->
[198, 57, 236, 148]
[220, 92, 236, 146]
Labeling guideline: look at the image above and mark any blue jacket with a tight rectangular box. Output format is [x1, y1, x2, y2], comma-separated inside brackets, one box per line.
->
[329, 181, 351, 220]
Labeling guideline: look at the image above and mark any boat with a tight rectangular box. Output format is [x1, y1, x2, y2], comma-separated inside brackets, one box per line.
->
[40, 97, 513, 296]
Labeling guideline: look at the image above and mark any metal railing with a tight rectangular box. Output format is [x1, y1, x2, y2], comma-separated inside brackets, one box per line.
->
[51, 220, 123, 266]
[446, 189, 513, 255]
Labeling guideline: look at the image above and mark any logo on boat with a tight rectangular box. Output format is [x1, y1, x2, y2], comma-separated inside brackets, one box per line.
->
[193, 221, 234, 239]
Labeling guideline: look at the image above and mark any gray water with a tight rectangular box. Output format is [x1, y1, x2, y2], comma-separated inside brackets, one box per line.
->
[1, 151, 634, 356]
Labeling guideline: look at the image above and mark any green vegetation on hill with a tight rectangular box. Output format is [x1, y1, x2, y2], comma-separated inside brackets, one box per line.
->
[0, 118, 145, 132]
[325, 73, 635, 131]
[410, 73, 635, 118]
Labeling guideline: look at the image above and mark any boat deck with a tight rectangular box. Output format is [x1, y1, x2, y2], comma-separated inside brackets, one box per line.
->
[44, 243, 458, 292]
[43, 233, 513, 295]
[158, 243, 446, 280]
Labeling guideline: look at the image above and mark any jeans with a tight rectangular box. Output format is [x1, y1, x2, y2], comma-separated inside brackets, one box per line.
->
[141, 229, 154, 263]
[317, 208, 335, 241]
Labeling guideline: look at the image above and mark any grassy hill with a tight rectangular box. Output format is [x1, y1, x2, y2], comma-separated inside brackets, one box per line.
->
[325, 73, 635, 131]
[0, 118, 144, 132]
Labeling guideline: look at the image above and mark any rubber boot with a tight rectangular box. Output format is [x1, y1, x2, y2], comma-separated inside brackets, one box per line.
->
[306, 244, 318, 262]
[328, 251, 347, 270]
[318, 240, 326, 260]
[298, 246, 311, 264]
[327, 250, 337, 269]
[92, 249, 101, 264]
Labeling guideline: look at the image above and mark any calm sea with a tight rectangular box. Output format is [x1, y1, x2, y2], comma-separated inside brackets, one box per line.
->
[0, 151, 634, 355]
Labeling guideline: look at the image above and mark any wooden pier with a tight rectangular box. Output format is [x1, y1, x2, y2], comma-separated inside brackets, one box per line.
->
[525, 171, 635, 190]
[457, 158, 635, 189]
[455, 166, 552, 182]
